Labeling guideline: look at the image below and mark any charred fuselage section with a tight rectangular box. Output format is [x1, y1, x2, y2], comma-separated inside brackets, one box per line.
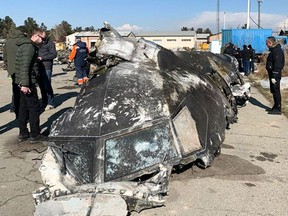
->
[34, 23, 249, 215]
[48, 29, 228, 184]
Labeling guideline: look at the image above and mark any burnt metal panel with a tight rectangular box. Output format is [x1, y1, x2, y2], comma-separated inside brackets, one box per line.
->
[173, 106, 202, 154]
[49, 74, 109, 137]
[104, 122, 177, 181]
[100, 62, 168, 135]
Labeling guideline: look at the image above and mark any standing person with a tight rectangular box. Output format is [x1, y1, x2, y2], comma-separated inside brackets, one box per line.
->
[68, 36, 89, 86]
[266, 36, 285, 115]
[248, 44, 256, 74]
[234, 47, 243, 72]
[38, 31, 57, 111]
[223, 42, 235, 56]
[241, 45, 252, 76]
[14, 29, 47, 142]
[3, 29, 27, 119]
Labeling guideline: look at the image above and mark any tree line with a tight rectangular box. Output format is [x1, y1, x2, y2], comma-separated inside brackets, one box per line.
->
[0, 16, 96, 42]
[0, 16, 214, 42]
[181, 26, 212, 34]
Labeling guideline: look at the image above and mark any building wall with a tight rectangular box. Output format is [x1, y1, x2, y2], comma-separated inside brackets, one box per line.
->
[80, 36, 99, 50]
[209, 33, 222, 42]
[136, 36, 195, 49]
[66, 31, 201, 50]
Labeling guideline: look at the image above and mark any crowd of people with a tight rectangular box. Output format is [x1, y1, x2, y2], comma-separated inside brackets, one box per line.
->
[223, 42, 256, 76]
[3, 28, 89, 143]
[223, 37, 285, 115]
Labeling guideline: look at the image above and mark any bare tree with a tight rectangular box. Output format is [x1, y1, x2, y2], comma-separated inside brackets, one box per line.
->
[50, 21, 73, 42]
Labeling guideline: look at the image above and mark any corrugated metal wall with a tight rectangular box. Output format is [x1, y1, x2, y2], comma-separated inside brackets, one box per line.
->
[222, 29, 272, 54]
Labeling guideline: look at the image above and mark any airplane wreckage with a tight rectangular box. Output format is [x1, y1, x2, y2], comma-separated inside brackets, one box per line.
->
[33, 23, 250, 215]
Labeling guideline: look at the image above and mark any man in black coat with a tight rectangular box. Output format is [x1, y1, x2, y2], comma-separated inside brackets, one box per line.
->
[38, 31, 57, 111]
[248, 44, 256, 73]
[266, 36, 285, 115]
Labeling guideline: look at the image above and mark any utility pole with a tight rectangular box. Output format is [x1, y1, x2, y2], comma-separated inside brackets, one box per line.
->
[247, 0, 251, 29]
[217, 0, 220, 33]
[224, 12, 226, 29]
[257, 0, 263, 29]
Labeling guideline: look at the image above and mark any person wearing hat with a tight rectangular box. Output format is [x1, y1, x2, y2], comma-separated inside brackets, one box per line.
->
[68, 36, 89, 86]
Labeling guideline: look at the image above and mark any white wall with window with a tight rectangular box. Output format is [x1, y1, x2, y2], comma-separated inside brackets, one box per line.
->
[137, 32, 196, 49]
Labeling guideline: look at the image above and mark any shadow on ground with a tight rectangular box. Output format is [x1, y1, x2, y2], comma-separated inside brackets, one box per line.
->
[0, 104, 11, 114]
[53, 91, 78, 107]
[52, 72, 68, 77]
[0, 91, 78, 135]
[0, 119, 18, 135]
[171, 154, 265, 181]
[249, 96, 270, 110]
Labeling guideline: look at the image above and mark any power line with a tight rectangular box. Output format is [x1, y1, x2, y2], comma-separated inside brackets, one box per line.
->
[250, 16, 263, 29]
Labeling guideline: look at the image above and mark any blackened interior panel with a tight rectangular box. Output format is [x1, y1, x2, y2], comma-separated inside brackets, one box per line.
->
[54, 140, 95, 183]
[104, 122, 177, 181]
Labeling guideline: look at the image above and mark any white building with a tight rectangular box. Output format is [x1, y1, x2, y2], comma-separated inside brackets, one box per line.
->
[65, 30, 209, 51]
[136, 31, 196, 50]
[65, 31, 135, 50]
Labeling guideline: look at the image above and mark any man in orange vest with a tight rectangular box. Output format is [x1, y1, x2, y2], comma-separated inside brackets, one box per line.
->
[68, 36, 89, 86]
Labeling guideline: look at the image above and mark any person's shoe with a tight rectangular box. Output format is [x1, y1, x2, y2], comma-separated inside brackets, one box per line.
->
[265, 107, 274, 111]
[45, 105, 55, 111]
[18, 134, 30, 142]
[29, 134, 48, 144]
[267, 109, 282, 115]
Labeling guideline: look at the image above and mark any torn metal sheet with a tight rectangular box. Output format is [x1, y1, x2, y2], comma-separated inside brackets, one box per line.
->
[34, 147, 171, 214]
[34, 23, 241, 215]
[174, 51, 251, 108]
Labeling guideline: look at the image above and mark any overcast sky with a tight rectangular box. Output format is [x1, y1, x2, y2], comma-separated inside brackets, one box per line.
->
[0, 0, 287, 33]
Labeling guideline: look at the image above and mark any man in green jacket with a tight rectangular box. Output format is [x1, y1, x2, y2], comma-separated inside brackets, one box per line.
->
[14, 29, 47, 142]
[3, 29, 27, 118]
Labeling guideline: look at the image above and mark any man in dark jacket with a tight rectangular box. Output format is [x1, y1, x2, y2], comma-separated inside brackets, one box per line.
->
[223, 42, 235, 56]
[14, 29, 47, 142]
[248, 44, 256, 73]
[3, 29, 27, 118]
[241, 45, 252, 76]
[266, 36, 285, 115]
[68, 36, 89, 86]
[38, 31, 57, 110]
